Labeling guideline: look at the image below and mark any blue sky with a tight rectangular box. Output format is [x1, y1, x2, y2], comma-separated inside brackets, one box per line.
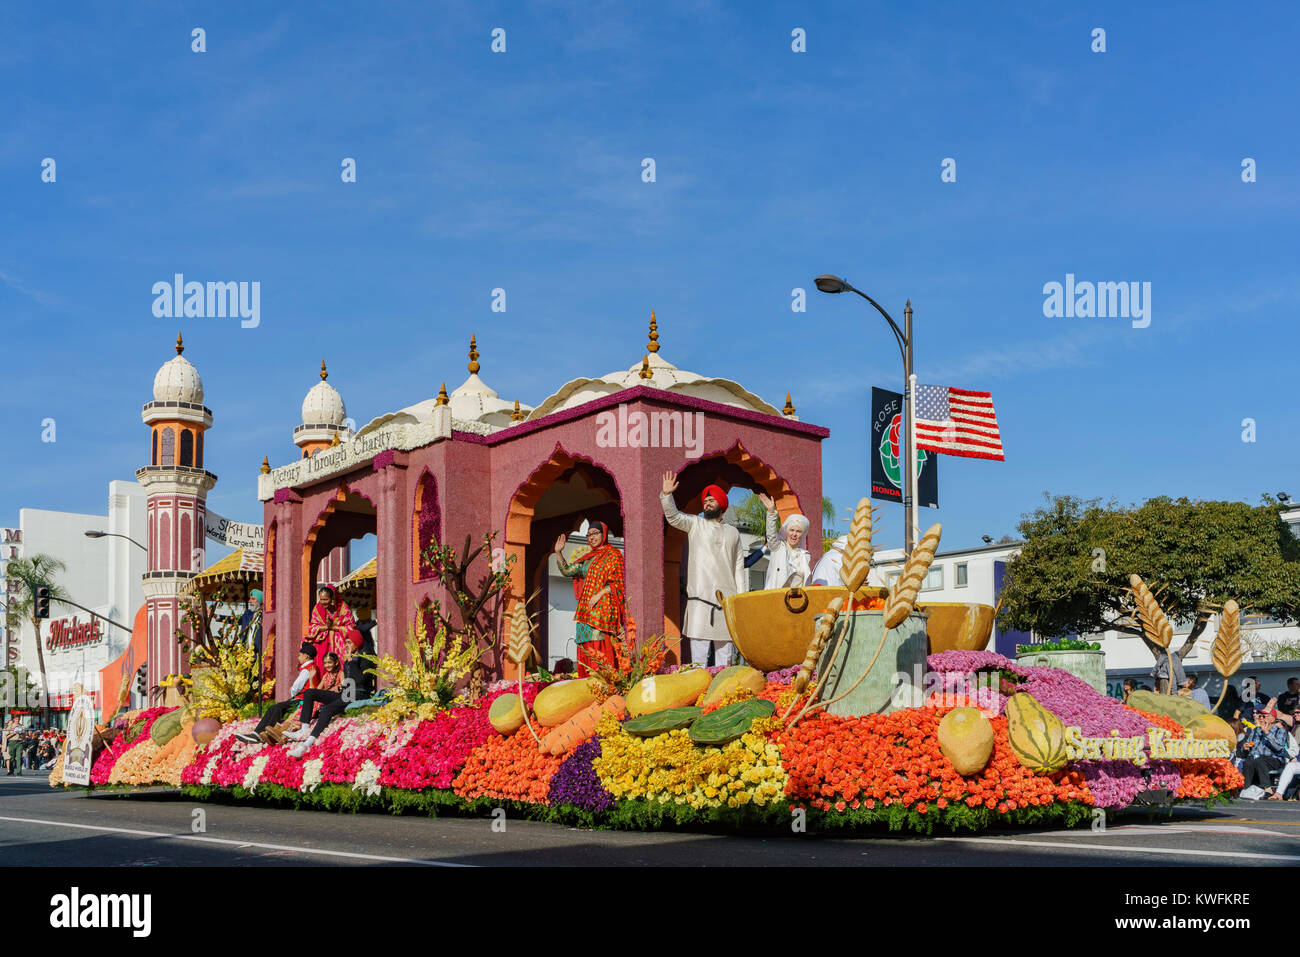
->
[2, 1, 1297, 559]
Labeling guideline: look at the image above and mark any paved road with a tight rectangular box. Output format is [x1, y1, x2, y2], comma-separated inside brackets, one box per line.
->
[2, 774, 1298, 866]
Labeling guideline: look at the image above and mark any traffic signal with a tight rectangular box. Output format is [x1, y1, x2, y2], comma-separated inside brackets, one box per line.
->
[134, 664, 148, 697]
[34, 586, 50, 620]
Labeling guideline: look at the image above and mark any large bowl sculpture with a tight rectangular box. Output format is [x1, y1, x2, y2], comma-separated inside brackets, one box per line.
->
[916, 601, 996, 654]
[718, 585, 889, 673]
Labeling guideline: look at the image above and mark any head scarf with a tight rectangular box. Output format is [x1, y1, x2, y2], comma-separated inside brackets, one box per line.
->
[585, 520, 610, 549]
[702, 484, 729, 512]
[346, 629, 364, 650]
[249, 589, 263, 602]
[780, 513, 810, 545]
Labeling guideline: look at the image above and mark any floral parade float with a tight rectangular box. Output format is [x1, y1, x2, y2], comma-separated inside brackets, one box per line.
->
[53, 504, 1244, 834]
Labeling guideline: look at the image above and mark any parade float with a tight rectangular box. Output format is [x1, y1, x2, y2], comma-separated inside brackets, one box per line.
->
[54, 504, 1244, 834]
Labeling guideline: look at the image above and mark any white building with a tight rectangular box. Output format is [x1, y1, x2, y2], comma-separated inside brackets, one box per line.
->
[2, 481, 148, 724]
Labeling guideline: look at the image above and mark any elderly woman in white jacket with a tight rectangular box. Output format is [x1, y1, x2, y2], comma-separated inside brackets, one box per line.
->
[757, 493, 812, 589]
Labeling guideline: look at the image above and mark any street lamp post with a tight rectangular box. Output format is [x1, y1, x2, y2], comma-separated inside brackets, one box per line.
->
[814, 274, 916, 557]
[84, 531, 147, 552]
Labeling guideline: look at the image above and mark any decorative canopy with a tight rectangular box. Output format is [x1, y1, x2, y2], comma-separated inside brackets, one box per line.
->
[181, 548, 264, 600]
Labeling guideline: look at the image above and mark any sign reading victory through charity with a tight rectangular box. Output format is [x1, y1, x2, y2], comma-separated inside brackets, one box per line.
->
[870, 387, 938, 508]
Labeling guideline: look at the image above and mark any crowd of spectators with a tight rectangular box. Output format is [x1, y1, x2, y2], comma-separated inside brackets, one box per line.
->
[2, 718, 66, 776]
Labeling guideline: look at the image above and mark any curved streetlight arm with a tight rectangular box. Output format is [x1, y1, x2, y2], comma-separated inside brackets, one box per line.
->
[85, 531, 147, 552]
[843, 284, 907, 364]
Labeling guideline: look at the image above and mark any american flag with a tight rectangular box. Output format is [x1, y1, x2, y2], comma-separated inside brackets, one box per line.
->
[913, 385, 1004, 461]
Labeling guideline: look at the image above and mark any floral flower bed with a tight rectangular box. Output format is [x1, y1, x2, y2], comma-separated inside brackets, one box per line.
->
[58, 659, 1241, 835]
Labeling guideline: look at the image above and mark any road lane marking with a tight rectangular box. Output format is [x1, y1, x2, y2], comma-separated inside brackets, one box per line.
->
[1108, 824, 1292, 837]
[0, 815, 473, 867]
[935, 836, 1300, 862]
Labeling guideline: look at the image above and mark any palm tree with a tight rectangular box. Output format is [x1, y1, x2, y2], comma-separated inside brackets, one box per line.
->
[5, 554, 69, 727]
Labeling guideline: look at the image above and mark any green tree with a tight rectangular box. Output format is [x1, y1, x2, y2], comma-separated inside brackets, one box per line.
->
[4, 554, 70, 726]
[998, 496, 1300, 665]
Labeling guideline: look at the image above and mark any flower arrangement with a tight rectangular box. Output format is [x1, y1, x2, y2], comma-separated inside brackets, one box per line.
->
[548, 738, 615, 813]
[453, 728, 566, 804]
[779, 707, 1093, 816]
[357, 602, 480, 724]
[190, 643, 274, 722]
[593, 714, 789, 810]
[89, 707, 172, 786]
[71, 649, 1241, 834]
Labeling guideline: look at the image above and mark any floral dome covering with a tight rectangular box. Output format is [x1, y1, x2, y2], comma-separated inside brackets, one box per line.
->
[302, 379, 347, 427]
[152, 354, 204, 404]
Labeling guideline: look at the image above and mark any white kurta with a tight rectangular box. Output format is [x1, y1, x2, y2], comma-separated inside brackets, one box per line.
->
[763, 507, 811, 590]
[661, 492, 745, 643]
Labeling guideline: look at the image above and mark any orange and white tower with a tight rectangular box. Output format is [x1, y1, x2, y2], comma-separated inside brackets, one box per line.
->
[137, 333, 217, 687]
[295, 361, 352, 583]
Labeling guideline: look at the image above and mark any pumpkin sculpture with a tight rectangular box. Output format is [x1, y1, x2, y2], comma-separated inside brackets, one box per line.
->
[1004, 693, 1069, 773]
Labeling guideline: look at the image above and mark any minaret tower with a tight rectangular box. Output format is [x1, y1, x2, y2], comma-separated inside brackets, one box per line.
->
[137, 333, 217, 687]
[295, 361, 352, 584]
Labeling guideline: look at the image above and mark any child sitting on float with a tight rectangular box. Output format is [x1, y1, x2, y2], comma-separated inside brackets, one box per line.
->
[285, 649, 351, 757]
[235, 642, 320, 745]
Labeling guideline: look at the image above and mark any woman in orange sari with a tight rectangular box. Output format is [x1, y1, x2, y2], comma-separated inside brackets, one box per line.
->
[306, 584, 357, 675]
[553, 521, 625, 677]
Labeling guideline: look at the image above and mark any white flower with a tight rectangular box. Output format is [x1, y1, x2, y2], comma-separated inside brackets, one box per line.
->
[242, 754, 271, 793]
[300, 758, 325, 793]
[351, 759, 381, 798]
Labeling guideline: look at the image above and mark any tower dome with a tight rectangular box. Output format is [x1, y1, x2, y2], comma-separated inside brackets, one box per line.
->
[294, 361, 351, 456]
[301, 361, 347, 427]
[152, 333, 204, 404]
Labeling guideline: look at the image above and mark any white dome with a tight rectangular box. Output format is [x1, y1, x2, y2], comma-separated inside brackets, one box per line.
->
[302, 380, 347, 426]
[152, 355, 204, 404]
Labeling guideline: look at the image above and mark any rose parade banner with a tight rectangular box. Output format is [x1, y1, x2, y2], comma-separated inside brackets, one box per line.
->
[871, 387, 938, 507]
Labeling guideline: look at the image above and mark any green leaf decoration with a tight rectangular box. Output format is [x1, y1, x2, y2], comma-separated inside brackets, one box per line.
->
[623, 706, 703, 738]
[688, 698, 776, 747]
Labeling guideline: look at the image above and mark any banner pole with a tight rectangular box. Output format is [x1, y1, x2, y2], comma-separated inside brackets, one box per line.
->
[907, 373, 919, 550]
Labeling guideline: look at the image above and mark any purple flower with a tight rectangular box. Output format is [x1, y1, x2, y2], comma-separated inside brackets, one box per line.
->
[1076, 759, 1181, 809]
[547, 738, 614, 813]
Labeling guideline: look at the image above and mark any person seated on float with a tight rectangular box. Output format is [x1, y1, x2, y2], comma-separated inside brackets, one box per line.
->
[307, 583, 357, 676]
[285, 650, 349, 757]
[342, 629, 376, 702]
[757, 493, 811, 590]
[234, 642, 320, 744]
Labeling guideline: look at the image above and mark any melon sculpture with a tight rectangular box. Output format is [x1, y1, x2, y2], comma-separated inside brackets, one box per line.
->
[191, 717, 221, 746]
[626, 669, 712, 717]
[1185, 712, 1235, 744]
[489, 693, 526, 735]
[936, 707, 994, 776]
[149, 709, 183, 746]
[1004, 693, 1069, 773]
[1126, 690, 1209, 727]
[700, 665, 766, 707]
[533, 679, 601, 727]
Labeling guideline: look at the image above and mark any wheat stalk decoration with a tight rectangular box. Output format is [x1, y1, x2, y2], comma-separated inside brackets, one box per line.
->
[1129, 574, 1175, 694]
[1211, 598, 1242, 711]
[792, 523, 942, 726]
[789, 501, 876, 725]
[508, 601, 541, 743]
[882, 524, 942, 629]
[786, 595, 844, 718]
[838, 498, 875, 594]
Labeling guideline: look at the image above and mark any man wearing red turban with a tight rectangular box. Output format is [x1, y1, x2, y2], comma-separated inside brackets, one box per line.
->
[660, 473, 745, 667]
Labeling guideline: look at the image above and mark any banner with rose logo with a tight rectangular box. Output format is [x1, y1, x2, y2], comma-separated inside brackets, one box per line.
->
[870, 387, 938, 508]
